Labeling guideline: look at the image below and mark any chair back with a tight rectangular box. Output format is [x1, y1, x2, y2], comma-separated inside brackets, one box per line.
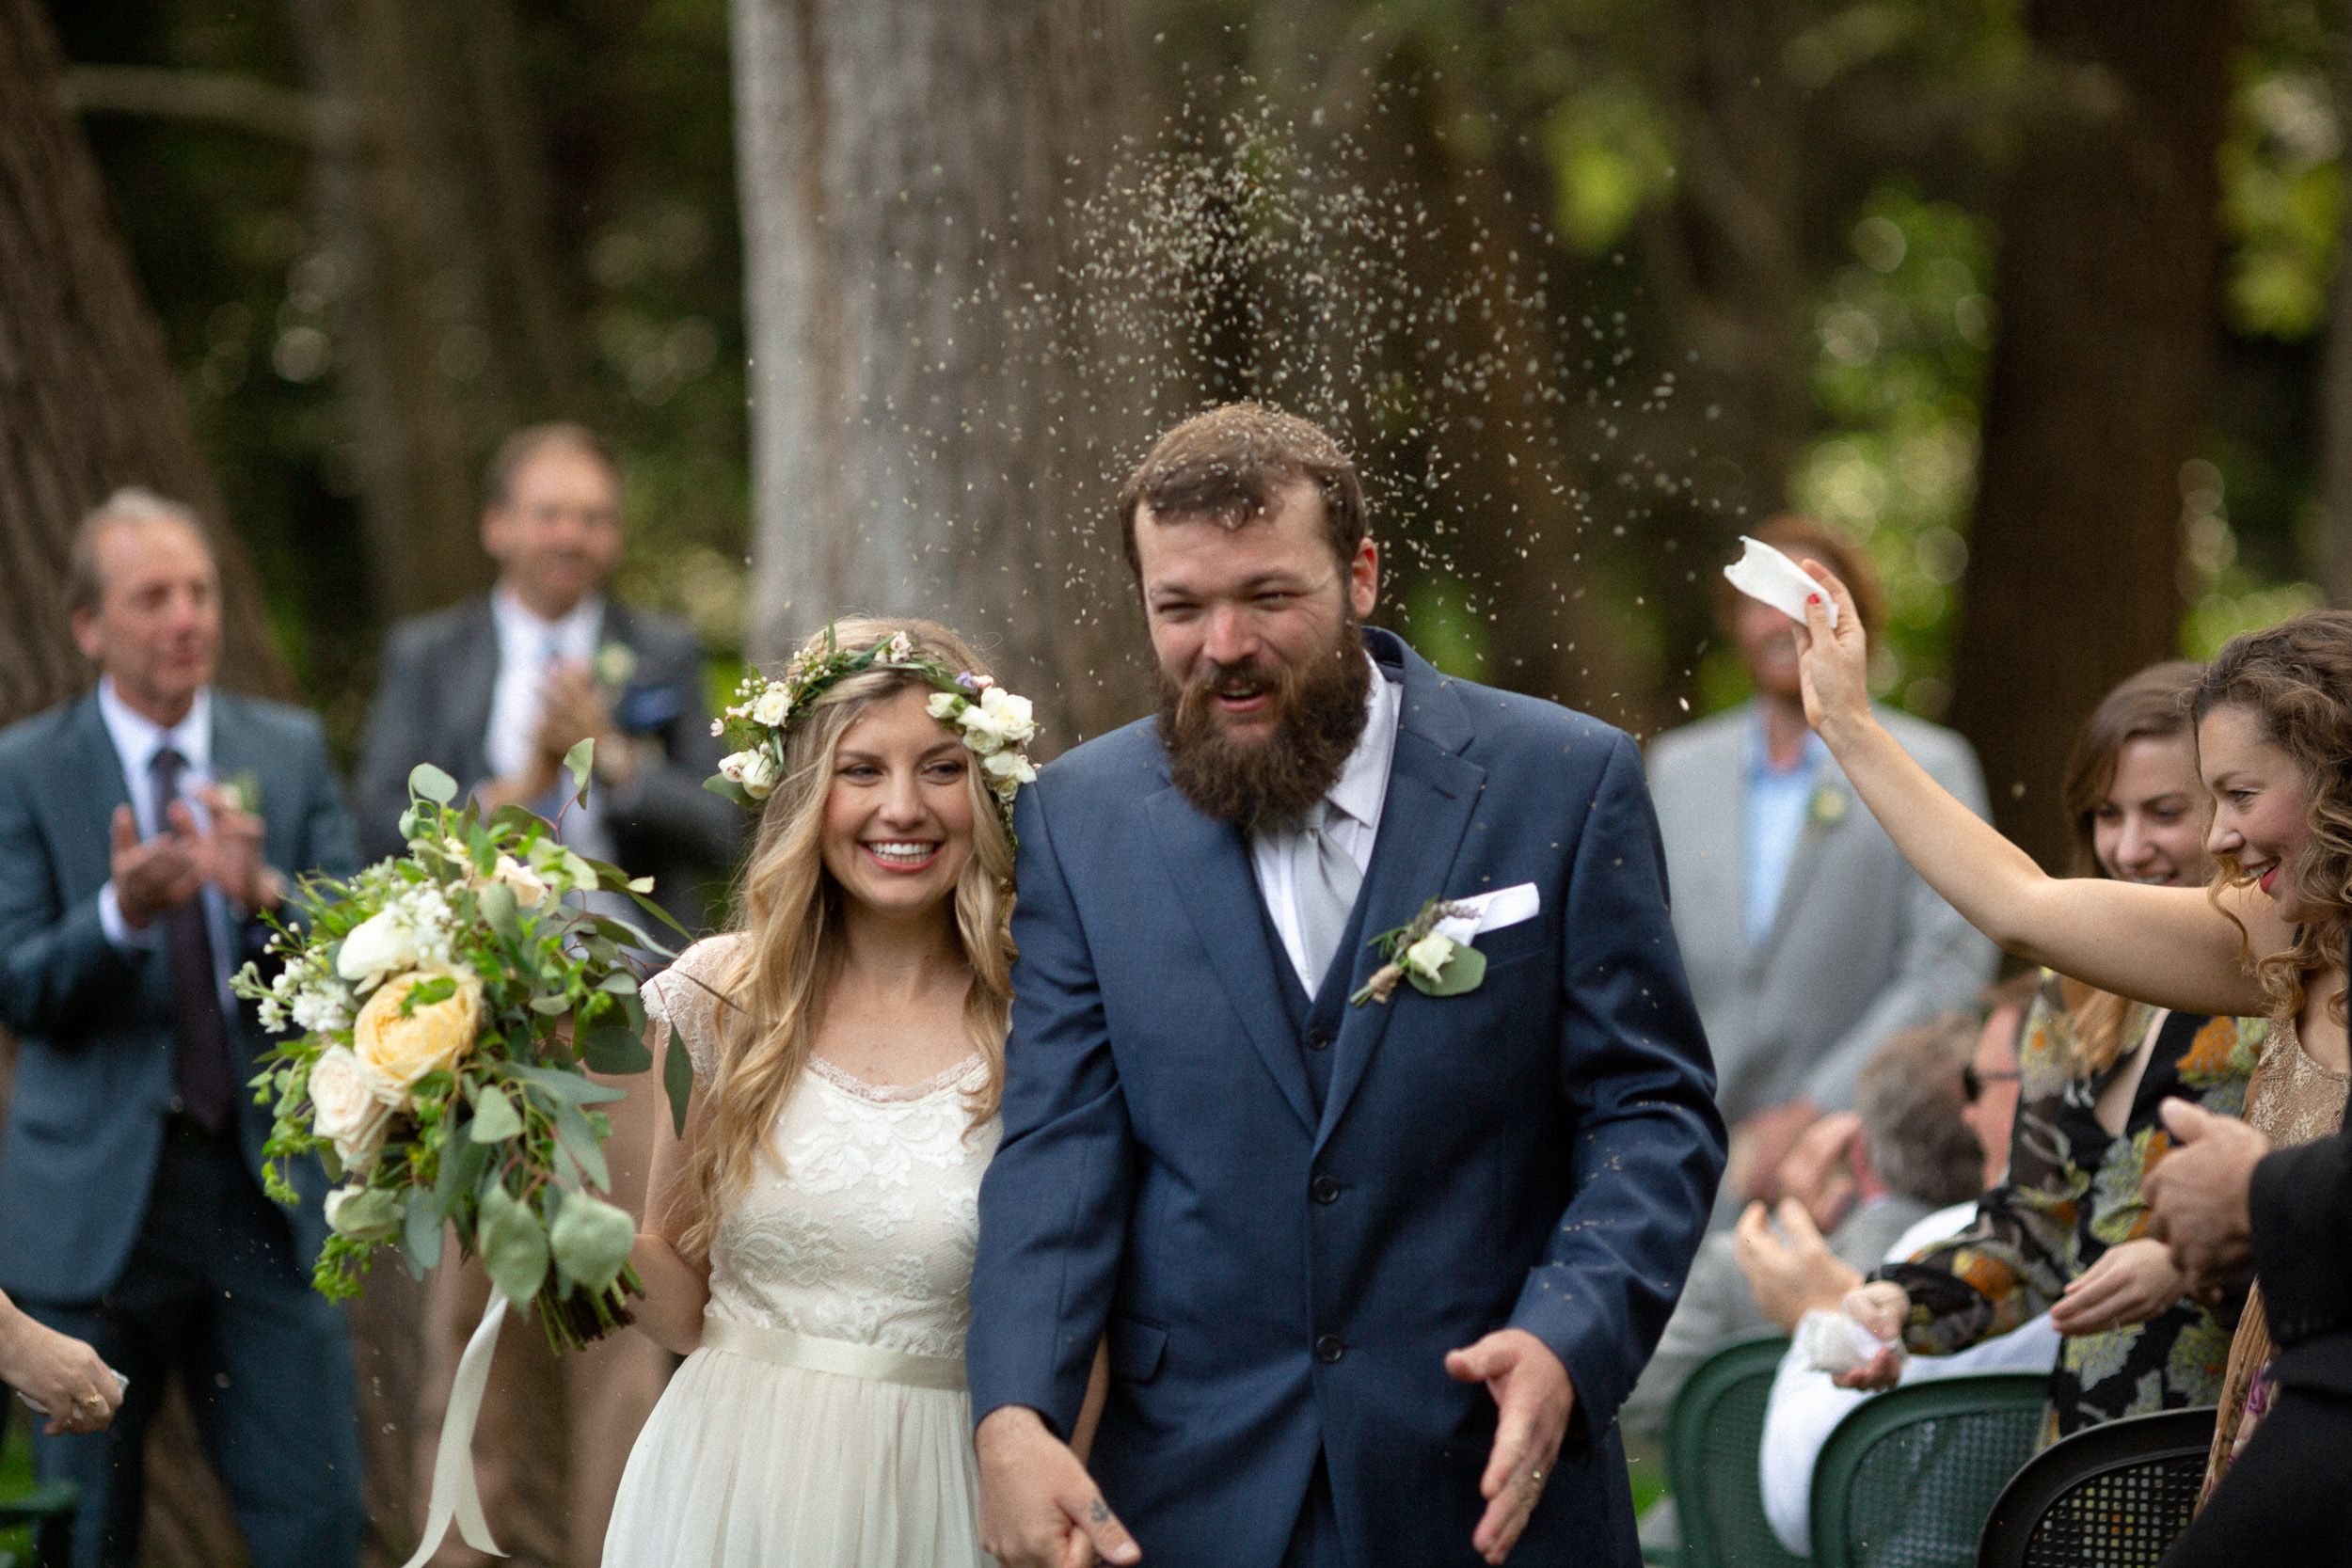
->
[1810, 1371, 2047, 1568]
[1974, 1405, 2215, 1568]
[1666, 1333, 1810, 1568]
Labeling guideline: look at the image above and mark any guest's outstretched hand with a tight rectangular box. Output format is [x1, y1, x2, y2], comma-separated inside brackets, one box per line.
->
[1830, 1281, 1909, 1390]
[1792, 561, 1872, 743]
[1735, 1199, 1865, 1333]
[0, 1291, 120, 1437]
[1446, 1328, 1572, 1565]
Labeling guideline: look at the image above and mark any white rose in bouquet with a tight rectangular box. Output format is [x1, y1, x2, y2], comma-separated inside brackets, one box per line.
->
[337, 908, 421, 992]
[324, 1185, 401, 1243]
[308, 1045, 398, 1169]
[477, 853, 549, 908]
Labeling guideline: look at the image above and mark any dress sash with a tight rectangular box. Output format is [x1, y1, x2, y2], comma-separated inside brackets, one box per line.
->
[701, 1313, 968, 1392]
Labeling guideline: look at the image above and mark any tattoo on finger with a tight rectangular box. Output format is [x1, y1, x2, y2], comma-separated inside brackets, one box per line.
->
[1089, 1497, 1108, 1524]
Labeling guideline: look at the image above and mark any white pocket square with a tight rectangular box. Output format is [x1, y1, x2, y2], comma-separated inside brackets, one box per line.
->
[1433, 882, 1541, 944]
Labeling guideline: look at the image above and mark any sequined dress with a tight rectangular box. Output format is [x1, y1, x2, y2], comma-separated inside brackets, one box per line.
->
[601, 936, 1000, 1567]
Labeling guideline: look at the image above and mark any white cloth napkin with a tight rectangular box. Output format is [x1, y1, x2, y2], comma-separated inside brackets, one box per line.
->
[1724, 536, 1839, 629]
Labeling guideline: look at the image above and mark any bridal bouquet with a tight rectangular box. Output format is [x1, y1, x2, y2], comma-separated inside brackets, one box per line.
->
[232, 745, 688, 1351]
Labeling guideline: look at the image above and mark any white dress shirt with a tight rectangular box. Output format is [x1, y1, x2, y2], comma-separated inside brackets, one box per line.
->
[1248, 656, 1402, 993]
[94, 679, 240, 1015]
[485, 587, 618, 863]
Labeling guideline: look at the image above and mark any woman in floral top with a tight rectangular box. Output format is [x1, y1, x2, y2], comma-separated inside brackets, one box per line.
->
[1844, 664, 2265, 1442]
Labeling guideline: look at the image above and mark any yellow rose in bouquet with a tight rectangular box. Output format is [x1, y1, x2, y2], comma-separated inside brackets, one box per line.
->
[354, 970, 484, 1093]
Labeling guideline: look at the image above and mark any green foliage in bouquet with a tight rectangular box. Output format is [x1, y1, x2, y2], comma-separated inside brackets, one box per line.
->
[232, 742, 692, 1352]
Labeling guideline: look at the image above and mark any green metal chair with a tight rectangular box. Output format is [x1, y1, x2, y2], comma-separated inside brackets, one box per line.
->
[0, 1403, 78, 1568]
[1665, 1332, 1809, 1568]
[1809, 1372, 2047, 1568]
[1974, 1405, 2216, 1568]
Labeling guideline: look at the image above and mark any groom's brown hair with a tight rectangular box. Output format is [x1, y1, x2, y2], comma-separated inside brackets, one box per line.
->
[1118, 403, 1368, 578]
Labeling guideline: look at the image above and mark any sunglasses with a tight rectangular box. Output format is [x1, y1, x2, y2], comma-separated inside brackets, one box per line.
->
[1963, 1065, 2022, 1103]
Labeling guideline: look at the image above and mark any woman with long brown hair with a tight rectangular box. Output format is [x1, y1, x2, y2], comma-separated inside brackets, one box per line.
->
[599, 618, 1045, 1567]
[1830, 662, 2266, 1444]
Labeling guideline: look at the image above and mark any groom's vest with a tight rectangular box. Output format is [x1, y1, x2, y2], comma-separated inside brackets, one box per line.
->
[1252, 871, 1377, 1113]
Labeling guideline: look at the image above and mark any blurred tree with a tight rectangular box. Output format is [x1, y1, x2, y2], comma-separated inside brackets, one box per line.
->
[0, 0, 292, 726]
[1947, 0, 2235, 871]
[731, 0, 1154, 744]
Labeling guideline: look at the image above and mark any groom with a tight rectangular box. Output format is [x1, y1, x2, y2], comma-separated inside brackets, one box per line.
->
[969, 404, 1725, 1566]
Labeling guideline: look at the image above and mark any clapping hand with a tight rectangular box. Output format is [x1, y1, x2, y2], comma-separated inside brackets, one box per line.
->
[2050, 1238, 2185, 1335]
[109, 802, 201, 928]
[1734, 1199, 1865, 1333]
[191, 784, 278, 910]
[1445, 1328, 1573, 1564]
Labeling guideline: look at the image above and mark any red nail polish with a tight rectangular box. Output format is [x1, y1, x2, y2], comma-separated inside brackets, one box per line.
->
[1806, 593, 1820, 604]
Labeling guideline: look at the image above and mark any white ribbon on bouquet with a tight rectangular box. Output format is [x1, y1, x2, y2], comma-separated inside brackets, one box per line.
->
[403, 1293, 510, 1567]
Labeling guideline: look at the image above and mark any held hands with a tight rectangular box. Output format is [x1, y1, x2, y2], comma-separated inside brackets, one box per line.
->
[2049, 1239, 2185, 1336]
[1791, 562, 1873, 744]
[1734, 1199, 1865, 1334]
[976, 1405, 1140, 1568]
[2146, 1099, 2270, 1302]
[1830, 1281, 1910, 1390]
[1444, 1328, 1573, 1565]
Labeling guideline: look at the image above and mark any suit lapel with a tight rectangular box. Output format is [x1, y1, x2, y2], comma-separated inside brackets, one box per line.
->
[60, 694, 133, 880]
[447, 597, 501, 781]
[1146, 785, 1320, 1137]
[1316, 648, 1485, 1154]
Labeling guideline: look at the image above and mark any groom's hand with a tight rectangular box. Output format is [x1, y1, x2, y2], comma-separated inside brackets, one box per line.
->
[1446, 1328, 1572, 1564]
[976, 1405, 1140, 1568]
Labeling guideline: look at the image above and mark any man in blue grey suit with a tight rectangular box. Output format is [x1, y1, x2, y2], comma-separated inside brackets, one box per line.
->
[970, 405, 1725, 1568]
[0, 491, 363, 1567]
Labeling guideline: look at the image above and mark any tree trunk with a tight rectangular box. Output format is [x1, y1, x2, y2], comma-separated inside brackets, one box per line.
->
[0, 0, 292, 728]
[732, 0, 1153, 743]
[0, 3, 298, 1561]
[1946, 0, 2233, 872]
[2323, 33, 2352, 610]
[284, 0, 580, 625]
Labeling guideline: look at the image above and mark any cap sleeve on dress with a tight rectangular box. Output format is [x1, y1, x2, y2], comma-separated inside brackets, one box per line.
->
[643, 934, 740, 1084]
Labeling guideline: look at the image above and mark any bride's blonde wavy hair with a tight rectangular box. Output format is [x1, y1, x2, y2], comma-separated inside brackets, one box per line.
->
[675, 617, 1016, 1259]
[2193, 610, 2352, 1031]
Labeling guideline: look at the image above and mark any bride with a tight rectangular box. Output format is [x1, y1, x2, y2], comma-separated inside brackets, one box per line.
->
[602, 617, 1082, 1566]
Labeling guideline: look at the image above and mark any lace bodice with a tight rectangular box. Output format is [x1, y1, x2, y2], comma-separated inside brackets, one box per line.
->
[2244, 1014, 2350, 1149]
[644, 936, 1001, 1358]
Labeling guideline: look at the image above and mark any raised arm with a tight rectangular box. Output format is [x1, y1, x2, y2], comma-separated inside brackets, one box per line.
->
[1793, 566, 2277, 1017]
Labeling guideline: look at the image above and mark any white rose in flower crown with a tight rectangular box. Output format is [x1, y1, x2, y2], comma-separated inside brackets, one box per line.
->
[981, 750, 1036, 787]
[308, 1045, 398, 1169]
[1402, 931, 1457, 985]
[751, 682, 792, 726]
[721, 747, 780, 800]
[336, 908, 422, 993]
[926, 691, 960, 721]
[977, 685, 1035, 742]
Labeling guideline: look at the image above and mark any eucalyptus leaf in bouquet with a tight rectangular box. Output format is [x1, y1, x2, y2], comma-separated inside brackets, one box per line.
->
[233, 747, 689, 1353]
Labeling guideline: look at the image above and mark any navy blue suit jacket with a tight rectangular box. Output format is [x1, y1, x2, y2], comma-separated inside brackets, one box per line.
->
[968, 630, 1725, 1567]
[0, 689, 359, 1302]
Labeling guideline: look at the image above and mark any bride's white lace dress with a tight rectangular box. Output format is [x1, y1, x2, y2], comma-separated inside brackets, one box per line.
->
[601, 936, 999, 1567]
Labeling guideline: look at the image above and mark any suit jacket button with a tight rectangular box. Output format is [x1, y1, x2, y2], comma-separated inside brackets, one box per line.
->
[1307, 1029, 1331, 1052]
[1314, 1335, 1345, 1364]
[1311, 1176, 1341, 1205]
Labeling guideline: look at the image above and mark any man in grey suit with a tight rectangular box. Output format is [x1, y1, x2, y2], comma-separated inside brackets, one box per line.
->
[354, 423, 739, 1565]
[0, 490, 364, 1567]
[1646, 516, 1995, 1217]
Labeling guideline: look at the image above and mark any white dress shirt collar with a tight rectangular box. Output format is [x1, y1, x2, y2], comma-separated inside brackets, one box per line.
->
[97, 677, 213, 834]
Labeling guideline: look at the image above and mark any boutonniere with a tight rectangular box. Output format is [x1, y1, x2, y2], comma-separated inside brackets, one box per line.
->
[594, 641, 637, 689]
[1350, 895, 1488, 1006]
[1809, 783, 1847, 826]
[218, 769, 262, 816]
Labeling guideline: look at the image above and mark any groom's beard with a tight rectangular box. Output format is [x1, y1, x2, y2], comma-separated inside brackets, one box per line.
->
[1156, 623, 1373, 827]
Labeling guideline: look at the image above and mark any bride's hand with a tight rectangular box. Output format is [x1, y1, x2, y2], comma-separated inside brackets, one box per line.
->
[1792, 561, 1873, 744]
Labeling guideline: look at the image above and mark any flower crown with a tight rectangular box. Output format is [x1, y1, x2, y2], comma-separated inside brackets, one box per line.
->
[703, 626, 1040, 833]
